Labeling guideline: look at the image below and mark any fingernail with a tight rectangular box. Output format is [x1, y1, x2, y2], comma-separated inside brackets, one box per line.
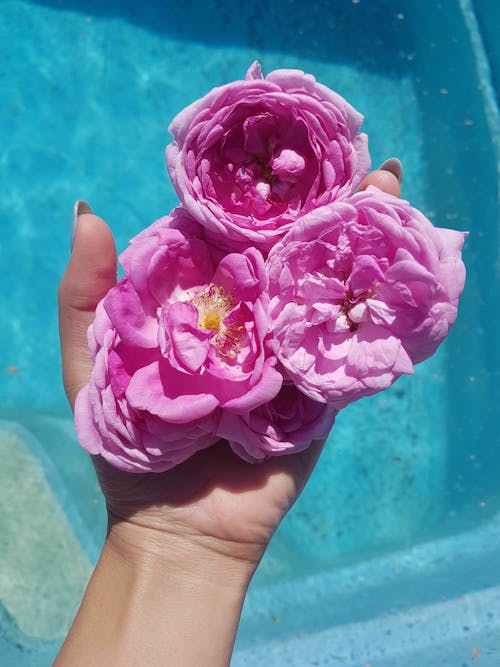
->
[71, 200, 93, 251]
[379, 157, 402, 183]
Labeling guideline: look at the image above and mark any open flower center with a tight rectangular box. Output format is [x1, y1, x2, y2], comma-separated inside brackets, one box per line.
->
[191, 284, 233, 332]
[201, 310, 222, 333]
[190, 284, 242, 359]
[339, 288, 376, 332]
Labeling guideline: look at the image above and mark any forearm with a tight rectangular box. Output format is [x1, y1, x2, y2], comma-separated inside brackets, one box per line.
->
[54, 523, 254, 667]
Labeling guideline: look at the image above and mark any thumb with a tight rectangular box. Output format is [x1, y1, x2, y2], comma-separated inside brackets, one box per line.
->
[58, 201, 117, 408]
[359, 157, 402, 198]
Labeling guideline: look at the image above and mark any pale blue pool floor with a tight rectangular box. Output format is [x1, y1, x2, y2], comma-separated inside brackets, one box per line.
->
[1, 409, 500, 666]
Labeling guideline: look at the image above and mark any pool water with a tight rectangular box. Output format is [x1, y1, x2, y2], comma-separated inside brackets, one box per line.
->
[1, 1, 499, 665]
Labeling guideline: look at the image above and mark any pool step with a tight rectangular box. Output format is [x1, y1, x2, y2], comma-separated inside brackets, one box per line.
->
[232, 583, 500, 666]
[0, 420, 93, 641]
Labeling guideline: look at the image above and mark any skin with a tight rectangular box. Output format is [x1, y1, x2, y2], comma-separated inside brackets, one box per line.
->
[359, 169, 401, 197]
[55, 168, 400, 666]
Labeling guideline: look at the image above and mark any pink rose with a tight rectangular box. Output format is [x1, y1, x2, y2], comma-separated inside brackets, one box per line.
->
[267, 187, 467, 408]
[75, 303, 219, 472]
[217, 381, 338, 462]
[75, 210, 283, 472]
[166, 61, 370, 253]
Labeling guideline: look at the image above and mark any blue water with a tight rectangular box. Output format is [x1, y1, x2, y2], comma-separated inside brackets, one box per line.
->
[1, 1, 499, 664]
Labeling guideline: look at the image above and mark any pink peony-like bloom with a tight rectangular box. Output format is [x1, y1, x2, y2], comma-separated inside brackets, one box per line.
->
[75, 209, 283, 472]
[75, 303, 219, 472]
[166, 61, 370, 253]
[217, 381, 338, 462]
[267, 187, 467, 408]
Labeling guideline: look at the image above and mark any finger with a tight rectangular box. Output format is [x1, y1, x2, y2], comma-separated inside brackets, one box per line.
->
[359, 157, 402, 197]
[58, 202, 117, 408]
[284, 438, 326, 497]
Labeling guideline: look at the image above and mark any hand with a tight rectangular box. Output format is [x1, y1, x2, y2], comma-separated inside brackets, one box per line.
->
[59, 162, 401, 567]
[59, 209, 325, 570]
[56, 163, 401, 666]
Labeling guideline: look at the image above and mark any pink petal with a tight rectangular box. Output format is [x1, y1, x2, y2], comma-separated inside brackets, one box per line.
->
[161, 301, 211, 373]
[74, 386, 103, 455]
[104, 278, 158, 348]
[126, 361, 219, 423]
[222, 362, 283, 413]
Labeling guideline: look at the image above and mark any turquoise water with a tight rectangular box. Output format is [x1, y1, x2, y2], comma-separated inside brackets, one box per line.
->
[1, 1, 499, 664]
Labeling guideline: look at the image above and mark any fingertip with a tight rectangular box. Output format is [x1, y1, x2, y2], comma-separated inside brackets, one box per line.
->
[63, 213, 118, 308]
[72, 213, 116, 264]
[71, 200, 94, 250]
[358, 169, 401, 198]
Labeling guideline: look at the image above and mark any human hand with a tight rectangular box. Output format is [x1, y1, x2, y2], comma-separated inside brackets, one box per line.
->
[56, 162, 401, 666]
[59, 206, 324, 572]
[59, 161, 401, 570]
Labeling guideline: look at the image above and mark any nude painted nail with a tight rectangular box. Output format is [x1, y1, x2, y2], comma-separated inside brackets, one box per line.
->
[71, 200, 93, 251]
[379, 157, 403, 183]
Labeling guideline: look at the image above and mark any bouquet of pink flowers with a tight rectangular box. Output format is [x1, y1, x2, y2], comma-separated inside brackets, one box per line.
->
[75, 63, 466, 473]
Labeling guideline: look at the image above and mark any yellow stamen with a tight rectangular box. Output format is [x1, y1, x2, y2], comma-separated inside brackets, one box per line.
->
[189, 284, 242, 358]
[201, 311, 222, 333]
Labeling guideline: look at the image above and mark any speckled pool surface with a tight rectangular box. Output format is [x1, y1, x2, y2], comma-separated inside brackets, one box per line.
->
[1, 0, 499, 665]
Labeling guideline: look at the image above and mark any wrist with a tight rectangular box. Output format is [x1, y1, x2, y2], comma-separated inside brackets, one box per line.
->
[56, 520, 252, 667]
[106, 514, 258, 593]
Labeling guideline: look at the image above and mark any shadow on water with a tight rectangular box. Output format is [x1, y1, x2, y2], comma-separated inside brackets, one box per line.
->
[28, 0, 409, 76]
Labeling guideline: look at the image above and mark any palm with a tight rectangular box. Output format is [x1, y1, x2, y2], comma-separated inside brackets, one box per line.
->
[94, 437, 323, 562]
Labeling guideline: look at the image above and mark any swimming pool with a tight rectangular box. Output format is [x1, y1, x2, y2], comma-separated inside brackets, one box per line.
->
[0, 0, 498, 664]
